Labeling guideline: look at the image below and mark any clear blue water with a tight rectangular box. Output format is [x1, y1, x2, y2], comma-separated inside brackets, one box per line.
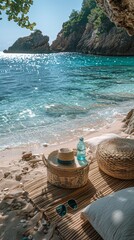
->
[0, 52, 134, 149]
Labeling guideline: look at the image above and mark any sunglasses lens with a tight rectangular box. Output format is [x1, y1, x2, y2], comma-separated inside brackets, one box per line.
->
[56, 205, 66, 217]
[68, 199, 77, 210]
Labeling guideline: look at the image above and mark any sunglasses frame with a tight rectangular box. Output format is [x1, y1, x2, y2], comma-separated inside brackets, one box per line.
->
[56, 199, 77, 217]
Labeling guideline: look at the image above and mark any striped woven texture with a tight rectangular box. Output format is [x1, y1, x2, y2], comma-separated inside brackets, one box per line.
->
[96, 138, 134, 179]
[24, 160, 134, 240]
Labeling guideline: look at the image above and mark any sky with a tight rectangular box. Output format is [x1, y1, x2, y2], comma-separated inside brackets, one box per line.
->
[0, 0, 83, 51]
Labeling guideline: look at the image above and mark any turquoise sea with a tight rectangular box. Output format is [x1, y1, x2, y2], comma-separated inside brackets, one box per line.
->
[0, 52, 134, 149]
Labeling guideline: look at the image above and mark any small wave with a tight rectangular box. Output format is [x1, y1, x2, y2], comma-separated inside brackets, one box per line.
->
[1, 116, 8, 123]
[45, 104, 55, 109]
[83, 128, 96, 132]
[19, 109, 35, 118]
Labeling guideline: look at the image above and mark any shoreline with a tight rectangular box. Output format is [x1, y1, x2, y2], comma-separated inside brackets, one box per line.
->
[0, 112, 127, 151]
[0, 116, 125, 153]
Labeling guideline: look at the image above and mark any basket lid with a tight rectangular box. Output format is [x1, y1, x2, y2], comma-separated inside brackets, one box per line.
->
[96, 137, 134, 160]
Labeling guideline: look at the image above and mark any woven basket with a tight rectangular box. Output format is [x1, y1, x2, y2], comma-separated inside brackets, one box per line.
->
[44, 150, 89, 188]
[96, 138, 134, 179]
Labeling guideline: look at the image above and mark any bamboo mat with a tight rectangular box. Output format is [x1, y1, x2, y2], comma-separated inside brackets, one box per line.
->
[24, 160, 134, 240]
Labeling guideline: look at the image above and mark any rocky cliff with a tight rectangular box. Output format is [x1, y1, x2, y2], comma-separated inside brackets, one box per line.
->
[77, 23, 134, 55]
[4, 30, 50, 54]
[96, 0, 134, 36]
[51, 25, 134, 56]
[123, 109, 134, 135]
[51, 0, 134, 56]
[50, 29, 84, 53]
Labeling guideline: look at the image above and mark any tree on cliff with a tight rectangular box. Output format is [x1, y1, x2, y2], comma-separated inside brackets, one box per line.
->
[62, 0, 115, 37]
[62, 0, 98, 37]
[0, 0, 35, 30]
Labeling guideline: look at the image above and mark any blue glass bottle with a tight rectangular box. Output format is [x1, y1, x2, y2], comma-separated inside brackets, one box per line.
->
[77, 137, 86, 161]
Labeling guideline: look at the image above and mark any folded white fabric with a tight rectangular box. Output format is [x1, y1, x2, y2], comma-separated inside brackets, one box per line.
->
[85, 133, 119, 148]
[81, 187, 134, 240]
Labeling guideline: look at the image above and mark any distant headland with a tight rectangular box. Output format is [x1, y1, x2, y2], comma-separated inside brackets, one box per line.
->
[4, 30, 50, 54]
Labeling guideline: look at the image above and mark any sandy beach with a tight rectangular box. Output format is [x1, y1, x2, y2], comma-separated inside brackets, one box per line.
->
[0, 115, 133, 240]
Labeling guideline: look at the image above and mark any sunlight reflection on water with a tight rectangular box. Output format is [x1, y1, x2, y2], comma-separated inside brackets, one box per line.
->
[0, 52, 134, 149]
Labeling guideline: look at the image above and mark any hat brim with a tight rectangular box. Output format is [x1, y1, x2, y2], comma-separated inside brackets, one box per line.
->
[47, 150, 87, 169]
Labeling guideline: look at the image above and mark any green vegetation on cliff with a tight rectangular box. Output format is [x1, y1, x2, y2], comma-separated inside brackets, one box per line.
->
[88, 5, 114, 34]
[62, 0, 114, 37]
[62, 0, 95, 36]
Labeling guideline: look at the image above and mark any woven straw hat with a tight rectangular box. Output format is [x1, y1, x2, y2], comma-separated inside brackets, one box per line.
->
[47, 149, 89, 171]
[47, 148, 75, 167]
[96, 137, 134, 179]
[58, 148, 74, 161]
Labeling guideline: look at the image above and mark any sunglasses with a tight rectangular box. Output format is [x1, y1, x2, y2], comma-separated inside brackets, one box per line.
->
[56, 199, 77, 217]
